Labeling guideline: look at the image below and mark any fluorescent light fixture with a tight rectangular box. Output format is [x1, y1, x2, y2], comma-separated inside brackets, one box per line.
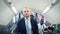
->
[42, 5, 51, 14]
[11, 6, 17, 14]
[42, 0, 57, 14]
[13, 16, 15, 23]
[52, 0, 57, 4]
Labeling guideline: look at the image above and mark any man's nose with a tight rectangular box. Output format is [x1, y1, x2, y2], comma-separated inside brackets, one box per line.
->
[26, 11, 28, 13]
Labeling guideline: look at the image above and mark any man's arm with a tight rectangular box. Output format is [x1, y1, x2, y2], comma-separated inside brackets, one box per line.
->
[13, 20, 20, 34]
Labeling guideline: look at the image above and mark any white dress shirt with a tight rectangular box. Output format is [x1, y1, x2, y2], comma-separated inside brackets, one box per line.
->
[38, 23, 46, 34]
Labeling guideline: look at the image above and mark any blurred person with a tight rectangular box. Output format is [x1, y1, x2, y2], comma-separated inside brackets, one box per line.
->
[14, 7, 38, 34]
[48, 24, 54, 34]
[38, 19, 47, 34]
[55, 24, 60, 33]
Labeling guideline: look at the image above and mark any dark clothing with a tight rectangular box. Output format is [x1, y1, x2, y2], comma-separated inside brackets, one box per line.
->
[55, 28, 60, 33]
[48, 26, 54, 34]
[14, 18, 38, 34]
[48, 26, 54, 32]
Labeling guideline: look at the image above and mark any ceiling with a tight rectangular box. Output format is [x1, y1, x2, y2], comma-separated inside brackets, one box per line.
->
[0, 0, 60, 25]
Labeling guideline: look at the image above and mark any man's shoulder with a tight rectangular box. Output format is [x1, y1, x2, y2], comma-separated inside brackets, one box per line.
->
[18, 18, 24, 24]
[19, 18, 24, 21]
[31, 18, 37, 23]
[17, 18, 24, 25]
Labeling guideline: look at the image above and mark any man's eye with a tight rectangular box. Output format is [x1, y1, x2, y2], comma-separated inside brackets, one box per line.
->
[27, 11, 29, 12]
[24, 11, 26, 12]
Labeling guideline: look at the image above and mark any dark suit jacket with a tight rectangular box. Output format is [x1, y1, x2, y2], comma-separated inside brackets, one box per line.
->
[14, 18, 38, 34]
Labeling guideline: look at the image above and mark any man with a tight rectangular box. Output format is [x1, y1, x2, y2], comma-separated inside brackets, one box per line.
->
[55, 24, 60, 33]
[38, 19, 47, 34]
[14, 7, 38, 34]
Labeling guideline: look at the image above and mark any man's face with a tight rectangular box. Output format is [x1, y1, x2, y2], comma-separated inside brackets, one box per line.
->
[23, 8, 31, 18]
[59, 26, 60, 29]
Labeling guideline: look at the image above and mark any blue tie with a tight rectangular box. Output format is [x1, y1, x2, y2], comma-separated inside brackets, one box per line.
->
[25, 19, 30, 34]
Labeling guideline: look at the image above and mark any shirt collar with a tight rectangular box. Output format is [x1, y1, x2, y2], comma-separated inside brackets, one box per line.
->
[25, 17, 30, 21]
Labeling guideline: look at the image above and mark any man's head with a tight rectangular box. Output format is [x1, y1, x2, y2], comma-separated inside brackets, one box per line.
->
[40, 19, 44, 25]
[58, 24, 60, 29]
[23, 7, 31, 18]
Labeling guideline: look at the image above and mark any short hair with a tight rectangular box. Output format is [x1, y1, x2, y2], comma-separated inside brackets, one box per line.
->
[23, 7, 30, 11]
[58, 24, 60, 27]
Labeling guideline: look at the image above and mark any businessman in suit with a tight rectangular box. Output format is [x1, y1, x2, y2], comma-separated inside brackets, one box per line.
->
[14, 7, 39, 34]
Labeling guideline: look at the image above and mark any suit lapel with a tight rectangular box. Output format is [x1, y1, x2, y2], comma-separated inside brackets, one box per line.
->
[22, 18, 27, 34]
[30, 18, 34, 34]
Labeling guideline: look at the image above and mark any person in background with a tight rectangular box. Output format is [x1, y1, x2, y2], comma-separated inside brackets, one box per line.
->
[48, 25, 54, 34]
[38, 19, 47, 34]
[14, 7, 38, 34]
[55, 24, 60, 33]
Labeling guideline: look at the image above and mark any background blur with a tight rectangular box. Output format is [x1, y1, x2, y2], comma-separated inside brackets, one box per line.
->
[0, 0, 60, 34]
